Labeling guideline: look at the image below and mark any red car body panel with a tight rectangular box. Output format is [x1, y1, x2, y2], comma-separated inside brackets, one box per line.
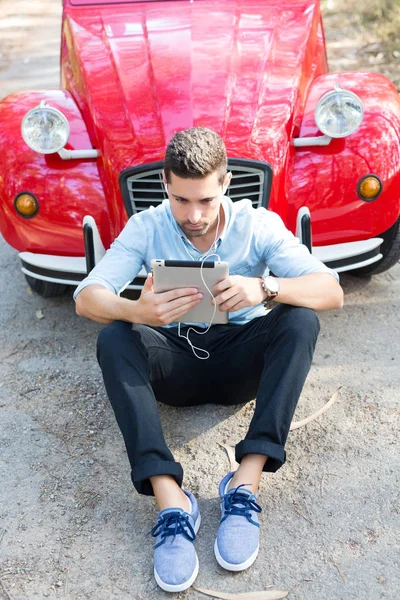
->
[288, 72, 400, 244]
[0, 0, 399, 261]
[0, 91, 111, 254]
[60, 0, 330, 236]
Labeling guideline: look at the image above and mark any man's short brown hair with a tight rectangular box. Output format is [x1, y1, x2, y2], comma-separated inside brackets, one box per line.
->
[164, 127, 227, 184]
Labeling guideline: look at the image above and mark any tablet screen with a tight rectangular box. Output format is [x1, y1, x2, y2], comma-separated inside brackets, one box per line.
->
[151, 259, 229, 324]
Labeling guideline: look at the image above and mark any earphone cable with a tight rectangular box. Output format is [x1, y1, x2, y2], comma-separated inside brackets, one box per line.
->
[178, 210, 222, 360]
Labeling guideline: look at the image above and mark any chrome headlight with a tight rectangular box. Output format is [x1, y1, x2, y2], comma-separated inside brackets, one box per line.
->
[315, 85, 364, 138]
[21, 101, 70, 154]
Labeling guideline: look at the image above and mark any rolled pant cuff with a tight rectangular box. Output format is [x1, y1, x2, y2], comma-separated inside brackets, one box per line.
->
[235, 439, 286, 473]
[131, 460, 184, 496]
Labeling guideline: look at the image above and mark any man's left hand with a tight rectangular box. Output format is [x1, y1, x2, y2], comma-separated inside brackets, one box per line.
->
[213, 276, 264, 312]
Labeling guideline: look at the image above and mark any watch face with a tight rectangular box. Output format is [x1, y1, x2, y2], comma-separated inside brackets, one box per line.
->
[265, 276, 279, 293]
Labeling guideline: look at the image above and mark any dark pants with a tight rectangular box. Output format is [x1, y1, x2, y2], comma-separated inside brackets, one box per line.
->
[96, 304, 320, 496]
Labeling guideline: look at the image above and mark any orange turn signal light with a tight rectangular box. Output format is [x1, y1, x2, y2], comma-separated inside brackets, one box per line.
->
[14, 192, 39, 217]
[357, 175, 382, 201]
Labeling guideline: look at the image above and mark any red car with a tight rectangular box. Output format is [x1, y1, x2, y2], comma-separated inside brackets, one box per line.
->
[1, 0, 399, 297]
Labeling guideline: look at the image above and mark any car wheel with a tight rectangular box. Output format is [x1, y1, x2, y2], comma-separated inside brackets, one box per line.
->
[350, 218, 400, 276]
[25, 275, 69, 298]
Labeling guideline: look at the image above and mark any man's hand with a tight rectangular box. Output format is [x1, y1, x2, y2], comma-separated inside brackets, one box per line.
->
[75, 276, 203, 325]
[213, 276, 264, 312]
[135, 273, 203, 326]
[213, 272, 344, 313]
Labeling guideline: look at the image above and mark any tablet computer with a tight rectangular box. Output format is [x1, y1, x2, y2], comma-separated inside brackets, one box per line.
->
[151, 259, 229, 324]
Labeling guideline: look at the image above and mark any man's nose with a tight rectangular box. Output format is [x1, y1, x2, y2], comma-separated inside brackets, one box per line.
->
[187, 207, 202, 223]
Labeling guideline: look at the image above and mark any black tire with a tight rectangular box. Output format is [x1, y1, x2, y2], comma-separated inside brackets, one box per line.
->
[25, 275, 69, 298]
[350, 218, 400, 276]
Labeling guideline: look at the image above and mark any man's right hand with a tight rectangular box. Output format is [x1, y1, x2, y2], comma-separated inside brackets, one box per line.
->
[135, 273, 203, 326]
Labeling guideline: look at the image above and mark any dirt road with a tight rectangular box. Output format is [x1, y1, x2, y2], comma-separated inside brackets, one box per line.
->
[0, 2, 399, 599]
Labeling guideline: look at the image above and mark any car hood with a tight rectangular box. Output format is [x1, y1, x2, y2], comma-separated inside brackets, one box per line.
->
[62, 0, 324, 220]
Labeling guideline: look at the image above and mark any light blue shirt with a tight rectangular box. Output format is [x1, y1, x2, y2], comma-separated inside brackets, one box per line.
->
[74, 197, 339, 325]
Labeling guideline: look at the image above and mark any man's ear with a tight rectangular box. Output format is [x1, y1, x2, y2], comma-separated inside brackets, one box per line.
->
[162, 171, 168, 192]
[223, 171, 232, 193]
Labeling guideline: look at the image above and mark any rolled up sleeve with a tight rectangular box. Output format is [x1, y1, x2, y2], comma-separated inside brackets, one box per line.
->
[73, 217, 147, 301]
[256, 210, 339, 282]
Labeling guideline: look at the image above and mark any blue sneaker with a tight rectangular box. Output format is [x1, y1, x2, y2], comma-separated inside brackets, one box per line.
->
[214, 472, 262, 571]
[151, 490, 201, 592]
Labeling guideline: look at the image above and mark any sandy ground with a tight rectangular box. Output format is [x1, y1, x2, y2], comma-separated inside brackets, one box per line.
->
[0, 2, 399, 599]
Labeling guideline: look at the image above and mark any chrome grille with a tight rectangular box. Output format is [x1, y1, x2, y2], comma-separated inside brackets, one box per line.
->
[126, 169, 168, 212]
[121, 159, 271, 216]
[226, 164, 264, 207]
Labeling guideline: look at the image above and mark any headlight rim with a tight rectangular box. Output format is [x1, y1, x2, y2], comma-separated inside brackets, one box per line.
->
[314, 85, 364, 139]
[21, 102, 70, 155]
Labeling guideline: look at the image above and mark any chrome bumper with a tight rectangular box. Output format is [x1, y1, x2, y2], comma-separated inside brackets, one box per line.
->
[19, 213, 384, 287]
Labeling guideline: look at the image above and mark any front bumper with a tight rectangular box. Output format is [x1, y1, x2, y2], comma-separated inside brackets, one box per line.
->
[312, 238, 383, 272]
[19, 238, 383, 288]
[19, 209, 384, 286]
[19, 252, 147, 290]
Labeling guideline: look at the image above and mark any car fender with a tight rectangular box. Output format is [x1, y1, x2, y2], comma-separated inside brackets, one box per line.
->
[288, 72, 400, 245]
[0, 90, 111, 255]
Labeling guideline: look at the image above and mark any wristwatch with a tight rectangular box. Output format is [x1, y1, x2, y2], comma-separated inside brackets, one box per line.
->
[260, 275, 280, 305]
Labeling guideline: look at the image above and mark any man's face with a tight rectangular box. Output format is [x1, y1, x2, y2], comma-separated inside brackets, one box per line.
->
[163, 170, 231, 239]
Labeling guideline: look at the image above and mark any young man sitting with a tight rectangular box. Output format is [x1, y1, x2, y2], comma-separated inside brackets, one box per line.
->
[74, 127, 343, 593]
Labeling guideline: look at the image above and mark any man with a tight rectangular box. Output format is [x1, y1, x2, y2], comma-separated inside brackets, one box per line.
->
[75, 127, 343, 593]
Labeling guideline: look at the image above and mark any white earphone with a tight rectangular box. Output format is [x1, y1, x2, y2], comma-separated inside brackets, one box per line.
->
[177, 209, 222, 360]
[163, 179, 227, 359]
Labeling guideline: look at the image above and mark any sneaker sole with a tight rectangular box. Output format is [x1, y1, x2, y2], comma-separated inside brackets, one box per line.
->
[214, 538, 259, 572]
[154, 513, 201, 593]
